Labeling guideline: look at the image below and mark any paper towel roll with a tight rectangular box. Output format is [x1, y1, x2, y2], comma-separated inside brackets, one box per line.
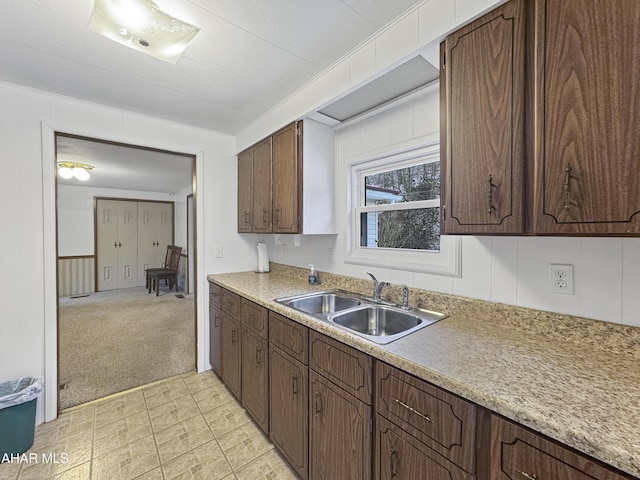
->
[256, 242, 270, 273]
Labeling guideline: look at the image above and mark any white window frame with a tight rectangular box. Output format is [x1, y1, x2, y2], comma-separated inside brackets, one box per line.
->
[346, 142, 461, 276]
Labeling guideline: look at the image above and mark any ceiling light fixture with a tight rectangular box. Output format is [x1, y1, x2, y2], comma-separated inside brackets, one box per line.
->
[88, 0, 200, 64]
[57, 162, 95, 181]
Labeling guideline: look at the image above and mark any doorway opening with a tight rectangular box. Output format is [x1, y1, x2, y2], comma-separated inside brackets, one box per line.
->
[55, 133, 197, 410]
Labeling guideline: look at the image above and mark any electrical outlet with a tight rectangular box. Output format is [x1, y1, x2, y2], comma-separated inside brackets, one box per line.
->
[549, 264, 574, 294]
[214, 245, 223, 258]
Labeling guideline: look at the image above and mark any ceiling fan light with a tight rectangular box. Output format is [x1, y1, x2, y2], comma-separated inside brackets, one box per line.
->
[73, 167, 91, 181]
[58, 167, 74, 179]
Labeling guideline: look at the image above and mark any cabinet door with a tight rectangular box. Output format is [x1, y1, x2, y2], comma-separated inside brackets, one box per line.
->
[252, 137, 273, 233]
[441, 0, 527, 234]
[534, 0, 640, 234]
[242, 328, 268, 433]
[309, 371, 371, 480]
[272, 122, 301, 233]
[375, 415, 473, 480]
[237, 147, 254, 233]
[269, 345, 308, 479]
[209, 304, 221, 375]
[489, 415, 634, 480]
[220, 312, 242, 400]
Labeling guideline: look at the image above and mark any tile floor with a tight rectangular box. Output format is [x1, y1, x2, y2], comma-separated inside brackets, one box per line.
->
[0, 371, 298, 480]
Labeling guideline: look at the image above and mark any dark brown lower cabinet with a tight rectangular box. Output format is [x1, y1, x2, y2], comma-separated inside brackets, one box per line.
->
[269, 344, 308, 479]
[375, 415, 473, 480]
[220, 312, 241, 400]
[309, 371, 372, 480]
[489, 414, 636, 480]
[209, 303, 221, 375]
[241, 327, 268, 433]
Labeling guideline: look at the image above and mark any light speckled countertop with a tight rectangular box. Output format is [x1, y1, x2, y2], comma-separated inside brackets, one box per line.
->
[208, 265, 640, 478]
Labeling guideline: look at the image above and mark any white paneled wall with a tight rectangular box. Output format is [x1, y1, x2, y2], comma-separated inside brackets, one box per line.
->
[0, 80, 247, 423]
[235, 0, 506, 151]
[265, 88, 640, 328]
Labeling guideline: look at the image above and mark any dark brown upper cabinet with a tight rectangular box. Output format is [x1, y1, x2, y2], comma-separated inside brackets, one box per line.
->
[236, 119, 335, 235]
[441, 0, 527, 234]
[441, 0, 640, 236]
[533, 0, 640, 234]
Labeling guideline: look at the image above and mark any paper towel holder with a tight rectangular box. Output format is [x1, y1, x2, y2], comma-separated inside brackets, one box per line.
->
[256, 241, 270, 273]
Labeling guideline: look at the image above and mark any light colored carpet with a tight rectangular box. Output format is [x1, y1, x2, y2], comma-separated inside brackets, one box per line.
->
[58, 286, 195, 410]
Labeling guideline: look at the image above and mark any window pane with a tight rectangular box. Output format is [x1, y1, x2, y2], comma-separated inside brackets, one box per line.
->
[364, 163, 440, 204]
[360, 208, 440, 251]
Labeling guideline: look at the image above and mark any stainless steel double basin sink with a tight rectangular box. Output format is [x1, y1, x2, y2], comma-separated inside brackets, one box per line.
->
[275, 290, 447, 344]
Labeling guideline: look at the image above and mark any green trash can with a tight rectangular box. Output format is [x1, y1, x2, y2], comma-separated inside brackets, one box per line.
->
[0, 377, 43, 459]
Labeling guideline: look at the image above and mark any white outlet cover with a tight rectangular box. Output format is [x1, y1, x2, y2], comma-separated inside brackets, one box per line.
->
[549, 264, 574, 294]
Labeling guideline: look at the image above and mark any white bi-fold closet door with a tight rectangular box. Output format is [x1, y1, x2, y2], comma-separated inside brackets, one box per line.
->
[96, 199, 173, 291]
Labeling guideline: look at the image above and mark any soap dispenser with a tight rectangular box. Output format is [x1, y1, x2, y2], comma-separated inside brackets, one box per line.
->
[308, 264, 319, 285]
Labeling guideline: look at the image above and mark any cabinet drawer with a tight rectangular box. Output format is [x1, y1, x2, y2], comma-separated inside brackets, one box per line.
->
[490, 415, 635, 480]
[209, 282, 221, 307]
[269, 312, 308, 365]
[309, 331, 372, 404]
[375, 415, 473, 480]
[376, 362, 476, 473]
[241, 298, 268, 338]
[220, 289, 240, 315]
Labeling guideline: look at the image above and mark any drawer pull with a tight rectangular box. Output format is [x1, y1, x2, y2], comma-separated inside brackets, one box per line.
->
[390, 448, 398, 477]
[516, 470, 538, 480]
[314, 391, 322, 414]
[392, 397, 434, 424]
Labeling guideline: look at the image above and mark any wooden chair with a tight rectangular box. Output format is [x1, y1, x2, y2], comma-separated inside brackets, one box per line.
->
[147, 245, 182, 296]
[145, 245, 174, 290]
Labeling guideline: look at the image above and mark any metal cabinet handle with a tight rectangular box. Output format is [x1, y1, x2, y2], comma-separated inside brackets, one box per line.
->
[390, 449, 398, 477]
[564, 164, 572, 211]
[262, 209, 268, 223]
[516, 469, 538, 480]
[274, 209, 280, 225]
[256, 345, 262, 364]
[114, 241, 117, 248]
[231, 329, 237, 343]
[292, 376, 298, 395]
[314, 391, 322, 414]
[392, 397, 434, 423]
[244, 210, 250, 223]
[214, 314, 220, 327]
[487, 174, 496, 215]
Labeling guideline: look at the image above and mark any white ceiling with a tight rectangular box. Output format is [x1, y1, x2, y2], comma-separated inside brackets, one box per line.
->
[6, 0, 423, 193]
[2, 0, 423, 135]
[56, 135, 194, 193]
